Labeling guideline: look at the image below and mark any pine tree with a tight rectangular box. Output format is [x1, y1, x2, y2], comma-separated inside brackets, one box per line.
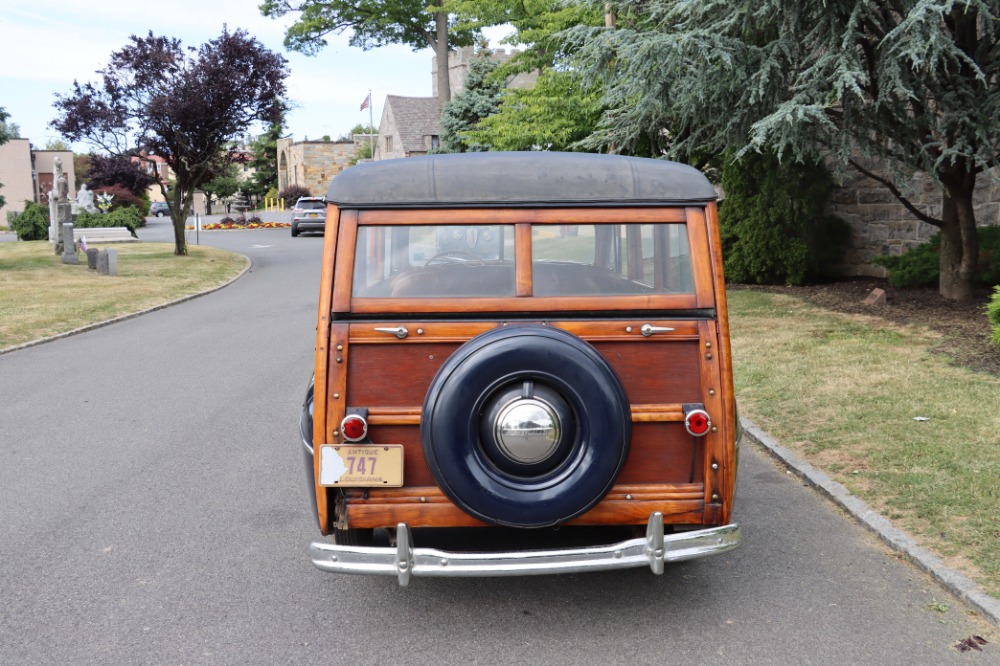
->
[567, 0, 1000, 300]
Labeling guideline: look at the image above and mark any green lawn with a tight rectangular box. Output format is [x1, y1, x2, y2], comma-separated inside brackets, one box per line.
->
[0, 241, 247, 350]
[728, 288, 1000, 599]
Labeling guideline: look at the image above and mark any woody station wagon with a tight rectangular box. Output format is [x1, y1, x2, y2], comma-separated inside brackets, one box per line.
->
[299, 152, 741, 585]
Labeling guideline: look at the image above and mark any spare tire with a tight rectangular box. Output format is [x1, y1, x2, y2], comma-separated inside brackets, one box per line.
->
[421, 325, 631, 528]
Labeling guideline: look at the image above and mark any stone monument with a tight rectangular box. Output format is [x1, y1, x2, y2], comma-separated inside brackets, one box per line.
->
[74, 183, 97, 214]
[51, 158, 75, 258]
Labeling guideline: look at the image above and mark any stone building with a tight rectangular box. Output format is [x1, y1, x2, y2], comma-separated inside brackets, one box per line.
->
[373, 97, 443, 161]
[432, 46, 538, 99]
[372, 47, 538, 162]
[276, 138, 359, 196]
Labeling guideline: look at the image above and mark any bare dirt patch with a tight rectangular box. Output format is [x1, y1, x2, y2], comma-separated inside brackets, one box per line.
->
[732, 278, 1000, 376]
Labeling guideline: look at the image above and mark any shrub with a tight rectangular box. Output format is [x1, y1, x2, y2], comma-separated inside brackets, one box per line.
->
[873, 225, 1000, 288]
[75, 206, 142, 237]
[93, 184, 145, 214]
[988, 286, 1000, 351]
[11, 201, 49, 241]
[278, 185, 310, 207]
[720, 151, 851, 285]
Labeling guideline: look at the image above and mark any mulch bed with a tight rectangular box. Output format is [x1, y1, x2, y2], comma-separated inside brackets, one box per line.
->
[730, 278, 1000, 376]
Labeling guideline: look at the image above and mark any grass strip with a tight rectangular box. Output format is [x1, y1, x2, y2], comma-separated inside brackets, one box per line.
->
[729, 288, 1000, 599]
[0, 241, 247, 350]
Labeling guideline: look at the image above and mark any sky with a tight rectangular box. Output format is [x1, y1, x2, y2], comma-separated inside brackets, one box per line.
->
[0, 1, 507, 151]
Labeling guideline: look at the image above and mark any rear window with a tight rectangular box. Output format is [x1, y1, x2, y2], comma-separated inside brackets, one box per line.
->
[352, 223, 693, 298]
[296, 200, 325, 210]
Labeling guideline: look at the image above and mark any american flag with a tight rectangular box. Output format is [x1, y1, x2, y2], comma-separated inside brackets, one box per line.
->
[360, 93, 371, 111]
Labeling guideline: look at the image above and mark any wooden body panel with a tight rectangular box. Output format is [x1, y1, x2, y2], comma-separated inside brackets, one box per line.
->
[312, 202, 737, 535]
[340, 484, 706, 529]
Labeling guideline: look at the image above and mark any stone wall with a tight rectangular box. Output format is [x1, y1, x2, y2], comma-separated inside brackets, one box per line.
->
[828, 160, 1000, 277]
[277, 138, 359, 196]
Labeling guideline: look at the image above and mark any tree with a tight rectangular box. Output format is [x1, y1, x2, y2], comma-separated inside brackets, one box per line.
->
[443, 0, 606, 152]
[337, 123, 377, 141]
[435, 52, 503, 152]
[85, 154, 158, 196]
[73, 154, 91, 186]
[51, 28, 288, 255]
[0, 107, 11, 211]
[244, 110, 287, 202]
[466, 68, 605, 152]
[350, 141, 375, 164]
[720, 150, 851, 285]
[260, 0, 477, 105]
[0, 109, 20, 142]
[201, 163, 245, 213]
[566, 0, 1000, 300]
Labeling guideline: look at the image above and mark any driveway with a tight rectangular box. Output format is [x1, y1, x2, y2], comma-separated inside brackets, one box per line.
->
[0, 226, 993, 665]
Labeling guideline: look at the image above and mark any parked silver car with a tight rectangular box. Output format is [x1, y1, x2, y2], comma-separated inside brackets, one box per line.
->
[291, 197, 326, 236]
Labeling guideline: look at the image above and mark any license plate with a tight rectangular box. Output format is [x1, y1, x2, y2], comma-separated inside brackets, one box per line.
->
[319, 445, 403, 487]
[308, 213, 318, 218]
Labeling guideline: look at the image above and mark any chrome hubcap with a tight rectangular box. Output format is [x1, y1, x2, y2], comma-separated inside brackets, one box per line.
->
[494, 398, 561, 464]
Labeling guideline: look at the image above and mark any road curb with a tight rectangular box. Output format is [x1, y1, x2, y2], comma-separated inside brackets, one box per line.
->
[743, 417, 1000, 626]
[0, 254, 251, 356]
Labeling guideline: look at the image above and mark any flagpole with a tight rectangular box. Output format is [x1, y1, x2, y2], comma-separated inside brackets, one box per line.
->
[368, 89, 374, 160]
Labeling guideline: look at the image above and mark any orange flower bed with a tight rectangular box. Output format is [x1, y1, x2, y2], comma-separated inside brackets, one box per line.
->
[184, 222, 292, 230]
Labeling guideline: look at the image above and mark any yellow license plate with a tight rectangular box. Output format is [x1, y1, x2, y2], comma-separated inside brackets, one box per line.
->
[319, 445, 404, 487]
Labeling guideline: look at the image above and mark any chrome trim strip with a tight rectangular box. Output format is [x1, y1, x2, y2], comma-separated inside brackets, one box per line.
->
[309, 513, 739, 585]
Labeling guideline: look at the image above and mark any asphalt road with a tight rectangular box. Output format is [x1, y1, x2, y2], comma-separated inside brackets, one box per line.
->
[0, 218, 995, 665]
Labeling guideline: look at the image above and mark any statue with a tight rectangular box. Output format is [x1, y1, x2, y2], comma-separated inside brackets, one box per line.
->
[55, 158, 68, 202]
[75, 183, 97, 213]
[50, 158, 71, 245]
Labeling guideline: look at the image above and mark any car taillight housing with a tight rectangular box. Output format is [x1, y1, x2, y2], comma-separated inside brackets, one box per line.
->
[340, 415, 368, 442]
[684, 409, 712, 437]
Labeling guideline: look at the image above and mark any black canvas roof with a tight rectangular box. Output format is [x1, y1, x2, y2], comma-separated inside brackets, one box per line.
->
[325, 152, 717, 208]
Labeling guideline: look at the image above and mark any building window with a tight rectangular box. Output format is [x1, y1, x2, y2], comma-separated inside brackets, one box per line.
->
[430, 135, 440, 150]
[385, 136, 393, 153]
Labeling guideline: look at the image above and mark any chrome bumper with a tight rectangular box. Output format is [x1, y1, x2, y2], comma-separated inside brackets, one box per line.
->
[309, 513, 740, 586]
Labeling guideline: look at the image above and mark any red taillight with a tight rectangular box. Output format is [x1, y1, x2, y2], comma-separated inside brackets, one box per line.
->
[341, 415, 368, 442]
[684, 409, 712, 437]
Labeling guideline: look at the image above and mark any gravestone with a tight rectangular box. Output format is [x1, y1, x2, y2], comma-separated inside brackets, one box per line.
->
[96, 248, 118, 276]
[86, 248, 99, 269]
[61, 223, 79, 264]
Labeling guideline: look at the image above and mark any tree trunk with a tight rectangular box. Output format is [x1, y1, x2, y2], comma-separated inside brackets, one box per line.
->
[937, 173, 978, 301]
[169, 188, 189, 256]
[172, 212, 187, 256]
[434, 12, 450, 108]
